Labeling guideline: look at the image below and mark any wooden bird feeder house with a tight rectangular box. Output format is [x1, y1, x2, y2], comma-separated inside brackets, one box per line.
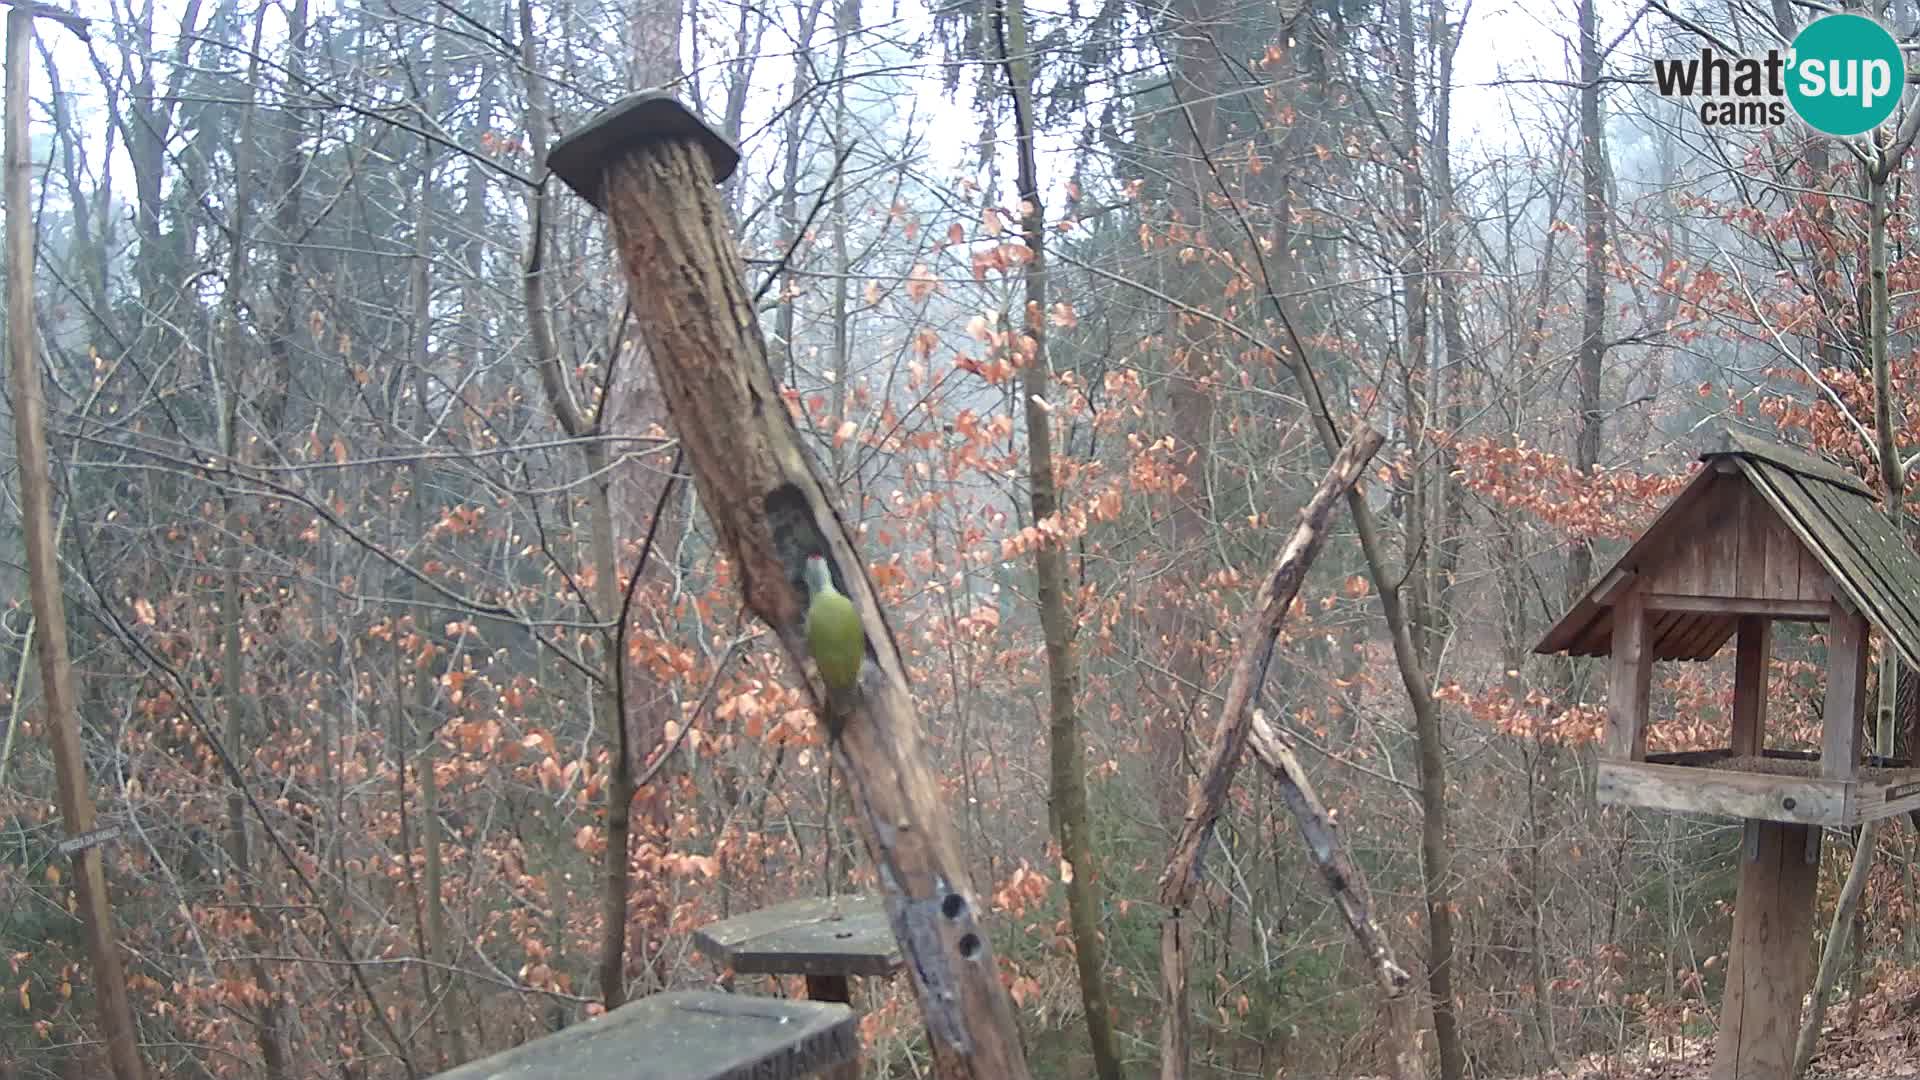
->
[1539, 428, 1920, 820]
[1537, 428, 1920, 1080]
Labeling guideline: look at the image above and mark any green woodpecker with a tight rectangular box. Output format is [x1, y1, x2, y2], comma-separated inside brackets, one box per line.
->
[804, 554, 864, 696]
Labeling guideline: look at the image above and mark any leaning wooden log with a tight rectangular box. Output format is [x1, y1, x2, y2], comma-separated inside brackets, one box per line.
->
[1154, 426, 1419, 1080]
[1245, 707, 1422, 1080]
[546, 92, 1031, 1080]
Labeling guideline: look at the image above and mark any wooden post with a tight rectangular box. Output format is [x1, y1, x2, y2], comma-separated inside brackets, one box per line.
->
[1731, 616, 1770, 757]
[547, 94, 1031, 1080]
[803, 975, 858, 1080]
[5, 9, 143, 1080]
[1607, 590, 1653, 761]
[1823, 606, 1869, 779]
[1711, 820, 1819, 1080]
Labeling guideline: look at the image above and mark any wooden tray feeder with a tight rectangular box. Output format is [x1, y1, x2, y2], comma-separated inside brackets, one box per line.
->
[1537, 428, 1920, 1080]
[429, 990, 857, 1080]
[694, 895, 903, 1000]
[694, 896, 904, 1080]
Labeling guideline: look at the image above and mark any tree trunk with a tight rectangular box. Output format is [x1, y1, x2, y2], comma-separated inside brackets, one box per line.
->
[1157, 0, 1225, 831]
[1393, 0, 1435, 671]
[5, 14, 145, 1079]
[1266, 315, 1463, 1080]
[994, 3, 1122, 1076]
[1569, 0, 1608, 606]
[556, 102, 1035, 1077]
[1429, 0, 1468, 654]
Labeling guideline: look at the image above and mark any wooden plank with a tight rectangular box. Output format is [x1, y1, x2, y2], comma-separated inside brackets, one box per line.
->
[693, 897, 903, 979]
[1642, 595, 1830, 620]
[1853, 770, 1920, 824]
[1650, 474, 1725, 596]
[1761, 488, 1805, 601]
[1710, 820, 1820, 1080]
[1705, 480, 1742, 597]
[1678, 613, 1736, 660]
[1694, 621, 1740, 661]
[1660, 611, 1701, 659]
[1796, 541, 1834, 604]
[1735, 481, 1770, 600]
[1715, 427, 1874, 496]
[1595, 761, 1848, 826]
[1608, 592, 1655, 761]
[1797, 478, 1919, 624]
[1822, 606, 1868, 780]
[1749, 466, 1864, 610]
[1646, 748, 1738, 766]
[1763, 470, 1912, 665]
[1655, 608, 1701, 660]
[431, 990, 858, 1080]
[1732, 617, 1770, 757]
[1594, 567, 1637, 605]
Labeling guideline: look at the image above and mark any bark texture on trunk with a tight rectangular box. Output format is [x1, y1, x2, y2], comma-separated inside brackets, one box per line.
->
[992, 1, 1123, 1075]
[568, 120, 1033, 1078]
[1569, 0, 1608, 607]
[5, 13, 146, 1079]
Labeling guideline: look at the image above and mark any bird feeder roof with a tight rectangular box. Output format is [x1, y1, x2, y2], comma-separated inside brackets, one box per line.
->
[1535, 428, 1920, 671]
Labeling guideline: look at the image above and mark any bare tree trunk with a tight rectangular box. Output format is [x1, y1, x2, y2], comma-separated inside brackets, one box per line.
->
[1157, 0, 1225, 832]
[1429, 0, 1468, 651]
[1266, 311, 1463, 1080]
[1795, 824, 1877, 1077]
[214, 18, 290, 1072]
[1568, 0, 1608, 607]
[1795, 112, 1916, 1074]
[993, 3, 1121, 1075]
[1393, 0, 1434, 671]
[771, 0, 827, 384]
[5, 13, 145, 1079]
[609, 0, 689, 996]
[518, 4, 634, 1010]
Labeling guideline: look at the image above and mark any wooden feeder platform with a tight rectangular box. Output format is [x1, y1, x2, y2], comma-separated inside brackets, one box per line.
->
[1599, 748, 1920, 827]
[430, 989, 857, 1080]
[693, 895, 902, 1000]
[693, 897, 902, 1080]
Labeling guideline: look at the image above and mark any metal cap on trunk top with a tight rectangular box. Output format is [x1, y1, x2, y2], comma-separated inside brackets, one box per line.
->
[546, 90, 740, 211]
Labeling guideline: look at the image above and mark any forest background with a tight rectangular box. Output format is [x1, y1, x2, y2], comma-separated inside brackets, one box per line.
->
[1, 0, 1918, 1076]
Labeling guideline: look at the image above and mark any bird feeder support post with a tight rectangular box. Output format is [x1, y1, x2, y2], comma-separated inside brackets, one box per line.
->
[546, 93, 1033, 1080]
[1822, 605, 1869, 781]
[1731, 616, 1769, 758]
[1607, 590, 1653, 761]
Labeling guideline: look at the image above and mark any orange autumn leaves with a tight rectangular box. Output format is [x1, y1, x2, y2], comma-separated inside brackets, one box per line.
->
[1449, 435, 1693, 542]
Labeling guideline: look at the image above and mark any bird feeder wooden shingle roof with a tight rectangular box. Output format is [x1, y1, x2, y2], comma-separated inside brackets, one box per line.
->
[1537, 428, 1920, 670]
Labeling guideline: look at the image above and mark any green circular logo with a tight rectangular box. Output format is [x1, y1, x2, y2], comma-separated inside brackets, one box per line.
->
[1787, 14, 1905, 137]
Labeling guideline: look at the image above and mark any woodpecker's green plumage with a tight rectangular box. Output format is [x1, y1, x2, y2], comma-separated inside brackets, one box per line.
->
[804, 555, 864, 694]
